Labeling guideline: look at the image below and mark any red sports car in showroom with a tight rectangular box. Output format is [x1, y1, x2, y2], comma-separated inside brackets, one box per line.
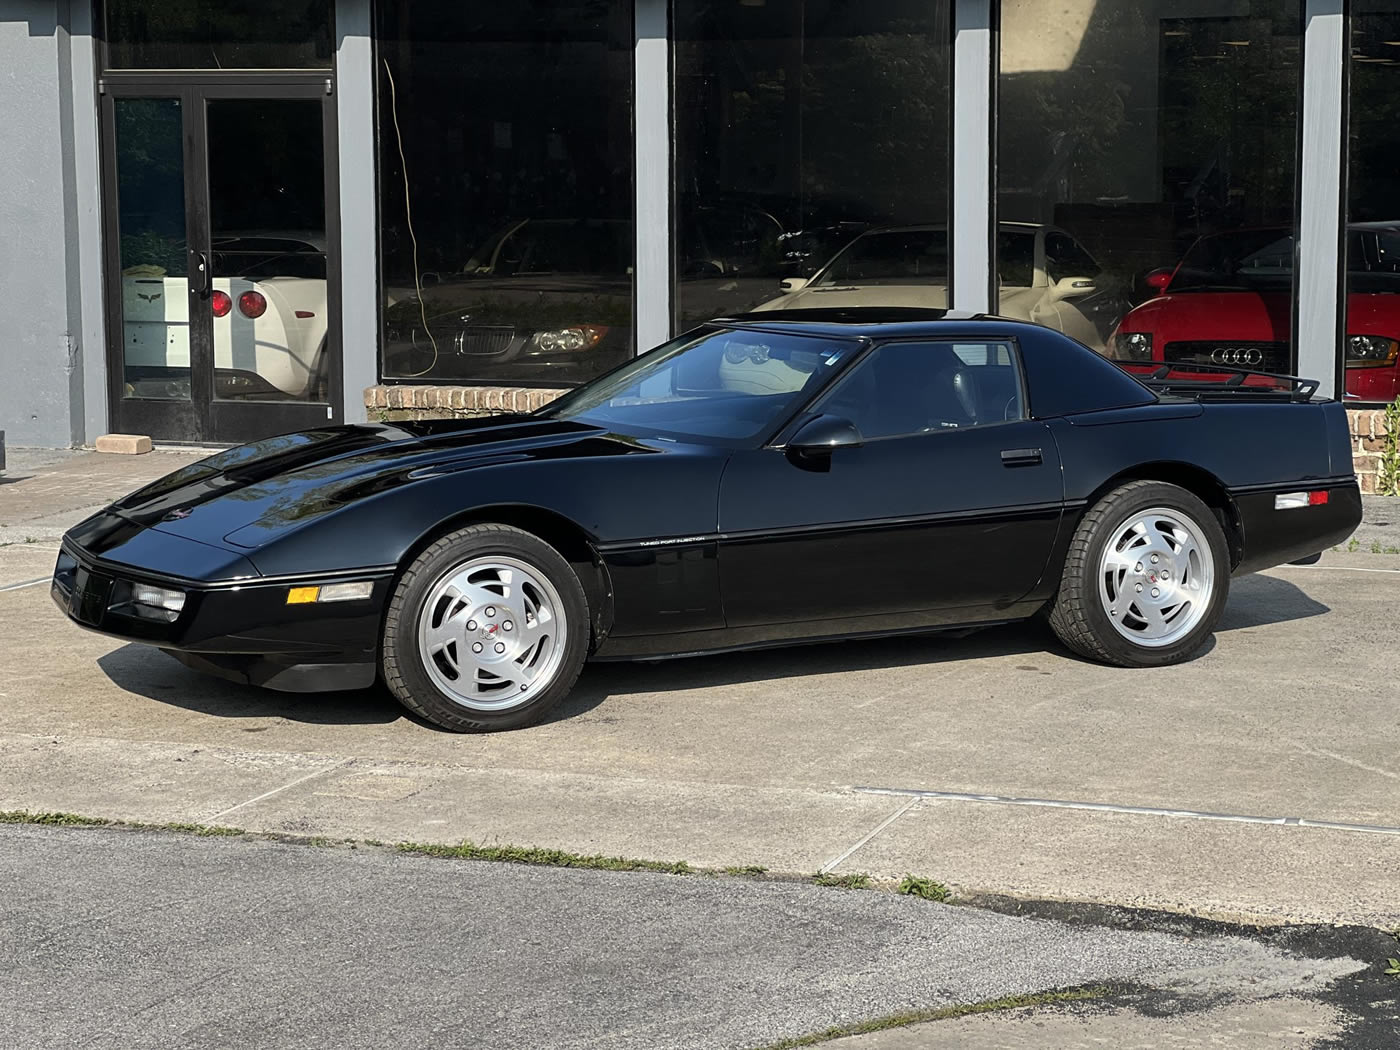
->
[1108, 224, 1400, 402]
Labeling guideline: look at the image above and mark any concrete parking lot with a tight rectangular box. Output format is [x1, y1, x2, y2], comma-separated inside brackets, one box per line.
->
[2, 449, 1399, 930]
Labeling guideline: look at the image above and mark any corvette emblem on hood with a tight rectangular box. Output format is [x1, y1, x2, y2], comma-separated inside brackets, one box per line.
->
[163, 507, 194, 521]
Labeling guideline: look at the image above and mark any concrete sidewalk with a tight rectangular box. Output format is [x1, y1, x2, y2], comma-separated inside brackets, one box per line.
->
[2, 447, 1400, 931]
[0, 446, 207, 547]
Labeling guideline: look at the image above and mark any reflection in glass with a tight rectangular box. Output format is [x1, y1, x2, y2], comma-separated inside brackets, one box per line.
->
[207, 99, 329, 403]
[114, 97, 190, 402]
[999, 2, 1302, 362]
[104, 0, 332, 69]
[1346, 3, 1400, 405]
[674, 1, 952, 325]
[376, 3, 635, 385]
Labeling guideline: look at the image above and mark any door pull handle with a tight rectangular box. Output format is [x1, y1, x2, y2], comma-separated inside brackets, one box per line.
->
[1000, 447, 1043, 467]
[191, 251, 211, 296]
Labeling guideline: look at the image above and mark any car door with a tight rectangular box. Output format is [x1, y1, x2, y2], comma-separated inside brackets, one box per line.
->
[717, 338, 1064, 632]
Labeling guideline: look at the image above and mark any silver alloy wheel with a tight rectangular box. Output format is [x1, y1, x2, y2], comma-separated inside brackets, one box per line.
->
[417, 555, 568, 712]
[1097, 506, 1216, 648]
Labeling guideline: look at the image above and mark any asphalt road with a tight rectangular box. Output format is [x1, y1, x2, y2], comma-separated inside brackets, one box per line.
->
[0, 825, 1373, 1050]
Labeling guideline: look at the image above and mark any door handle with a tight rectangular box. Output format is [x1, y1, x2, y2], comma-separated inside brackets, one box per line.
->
[1000, 447, 1043, 467]
[191, 250, 210, 296]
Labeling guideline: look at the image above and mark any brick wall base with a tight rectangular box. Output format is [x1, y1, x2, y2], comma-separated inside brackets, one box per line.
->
[1348, 407, 1394, 494]
[366, 386, 1396, 493]
[365, 385, 565, 421]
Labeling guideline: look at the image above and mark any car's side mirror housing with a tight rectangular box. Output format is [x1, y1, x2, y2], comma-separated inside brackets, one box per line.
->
[1145, 268, 1174, 295]
[1049, 275, 1096, 302]
[787, 414, 863, 454]
[779, 276, 809, 294]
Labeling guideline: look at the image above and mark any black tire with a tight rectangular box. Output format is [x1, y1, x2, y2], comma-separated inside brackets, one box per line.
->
[382, 524, 589, 732]
[1046, 480, 1230, 667]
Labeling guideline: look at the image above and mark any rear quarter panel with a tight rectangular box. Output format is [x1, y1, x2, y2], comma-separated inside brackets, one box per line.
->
[1051, 399, 1360, 575]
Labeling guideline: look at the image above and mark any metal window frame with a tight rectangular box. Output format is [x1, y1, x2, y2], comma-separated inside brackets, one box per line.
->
[951, 0, 995, 314]
[635, 0, 672, 354]
[337, 0, 376, 422]
[1297, 0, 1348, 402]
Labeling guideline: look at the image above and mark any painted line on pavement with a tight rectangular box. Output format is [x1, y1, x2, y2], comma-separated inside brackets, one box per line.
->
[1279, 564, 1400, 574]
[819, 796, 921, 874]
[0, 577, 51, 593]
[202, 760, 353, 824]
[852, 786, 1400, 837]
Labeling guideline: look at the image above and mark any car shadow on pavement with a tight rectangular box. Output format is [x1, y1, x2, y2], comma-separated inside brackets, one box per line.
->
[95, 574, 1327, 730]
[97, 645, 405, 726]
[1215, 572, 1331, 631]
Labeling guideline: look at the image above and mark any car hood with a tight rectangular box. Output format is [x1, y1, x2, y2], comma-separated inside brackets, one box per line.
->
[103, 417, 639, 551]
[1120, 290, 1292, 341]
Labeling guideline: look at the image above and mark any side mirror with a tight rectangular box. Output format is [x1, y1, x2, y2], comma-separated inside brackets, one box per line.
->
[1049, 275, 1096, 302]
[787, 414, 863, 454]
[1145, 268, 1174, 295]
[779, 276, 809, 294]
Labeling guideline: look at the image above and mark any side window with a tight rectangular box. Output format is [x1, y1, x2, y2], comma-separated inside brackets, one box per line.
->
[815, 340, 1026, 440]
[996, 232, 1035, 287]
[1044, 232, 1101, 283]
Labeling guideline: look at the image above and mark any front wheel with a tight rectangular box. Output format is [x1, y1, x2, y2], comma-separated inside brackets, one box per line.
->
[1047, 481, 1230, 667]
[382, 524, 589, 731]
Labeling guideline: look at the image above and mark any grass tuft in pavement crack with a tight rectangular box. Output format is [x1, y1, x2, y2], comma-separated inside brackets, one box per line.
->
[746, 986, 1109, 1050]
[897, 874, 951, 902]
[812, 871, 871, 890]
[1, 810, 244, 836]
[395, 839, 694, 875]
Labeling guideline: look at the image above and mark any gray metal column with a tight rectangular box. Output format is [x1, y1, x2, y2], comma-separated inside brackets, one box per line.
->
[1296, 0, 1346, 399]
[950, 0, 994, 315]
[336, 0, 377, 422]
[634, 0, 672, 352]
[58, 0, 108, 445]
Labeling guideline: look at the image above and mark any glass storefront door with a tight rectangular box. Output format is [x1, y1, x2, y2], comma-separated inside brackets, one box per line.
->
[101, 82, 340, 444]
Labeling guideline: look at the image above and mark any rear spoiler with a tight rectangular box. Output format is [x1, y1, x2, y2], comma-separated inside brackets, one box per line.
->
[1121, 363, 1319, 403]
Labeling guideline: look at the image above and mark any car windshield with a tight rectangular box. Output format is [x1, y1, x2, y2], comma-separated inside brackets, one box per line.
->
[1170, 230, 1295, 292]
[814, 230, 948, 287]
[539, 327, 857, 442]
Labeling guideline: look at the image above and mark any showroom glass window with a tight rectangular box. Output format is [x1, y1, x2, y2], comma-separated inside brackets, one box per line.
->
[1346, 4, 1400, 406]
[997, 1, 1303, 374]
[673, 1, 952, 326]
[376, 3, 635, 385]
[103, 0, 332, 68]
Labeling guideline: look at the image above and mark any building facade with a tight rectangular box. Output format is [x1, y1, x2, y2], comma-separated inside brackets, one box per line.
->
[3, 1, 1397, 484]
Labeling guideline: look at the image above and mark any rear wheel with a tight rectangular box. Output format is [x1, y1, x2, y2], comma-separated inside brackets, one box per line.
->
[382, 524, 589, 731]
[1047, 481, 1229, 667]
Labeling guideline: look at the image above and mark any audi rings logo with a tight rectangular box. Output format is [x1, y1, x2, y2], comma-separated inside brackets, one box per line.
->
[1209, 347, 1264, 366]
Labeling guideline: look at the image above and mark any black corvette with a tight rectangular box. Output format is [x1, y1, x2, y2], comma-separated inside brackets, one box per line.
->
[55, 311, 1362, 731]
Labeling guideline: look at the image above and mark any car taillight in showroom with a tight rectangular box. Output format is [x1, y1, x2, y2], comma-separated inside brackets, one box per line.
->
[237, 290, 267, 318]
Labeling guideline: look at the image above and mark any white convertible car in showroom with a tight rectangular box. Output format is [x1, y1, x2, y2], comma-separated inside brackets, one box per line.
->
[752, 222, 1125, 351]
[121, 233, 330, 401]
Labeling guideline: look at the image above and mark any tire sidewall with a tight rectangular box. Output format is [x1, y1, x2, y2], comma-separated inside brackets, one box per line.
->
[384, 526, 589, 731]
[1074, 484, 1230, 666]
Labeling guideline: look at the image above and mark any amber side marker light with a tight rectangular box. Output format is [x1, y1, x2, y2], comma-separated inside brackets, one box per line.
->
[286, 582, 375, 605]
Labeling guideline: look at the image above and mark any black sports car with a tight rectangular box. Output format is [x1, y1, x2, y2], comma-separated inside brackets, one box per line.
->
[54, 310, 1362, 732]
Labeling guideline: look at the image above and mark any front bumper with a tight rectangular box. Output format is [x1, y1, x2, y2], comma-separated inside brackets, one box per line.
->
[52, 540, 390, 692]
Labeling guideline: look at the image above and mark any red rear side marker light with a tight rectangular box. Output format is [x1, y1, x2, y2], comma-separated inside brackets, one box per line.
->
[211, 290, 232, 317]
[1308, 490, 1330, 506]
[294, 310, 315, 319]
[237, 290, 268, 318]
